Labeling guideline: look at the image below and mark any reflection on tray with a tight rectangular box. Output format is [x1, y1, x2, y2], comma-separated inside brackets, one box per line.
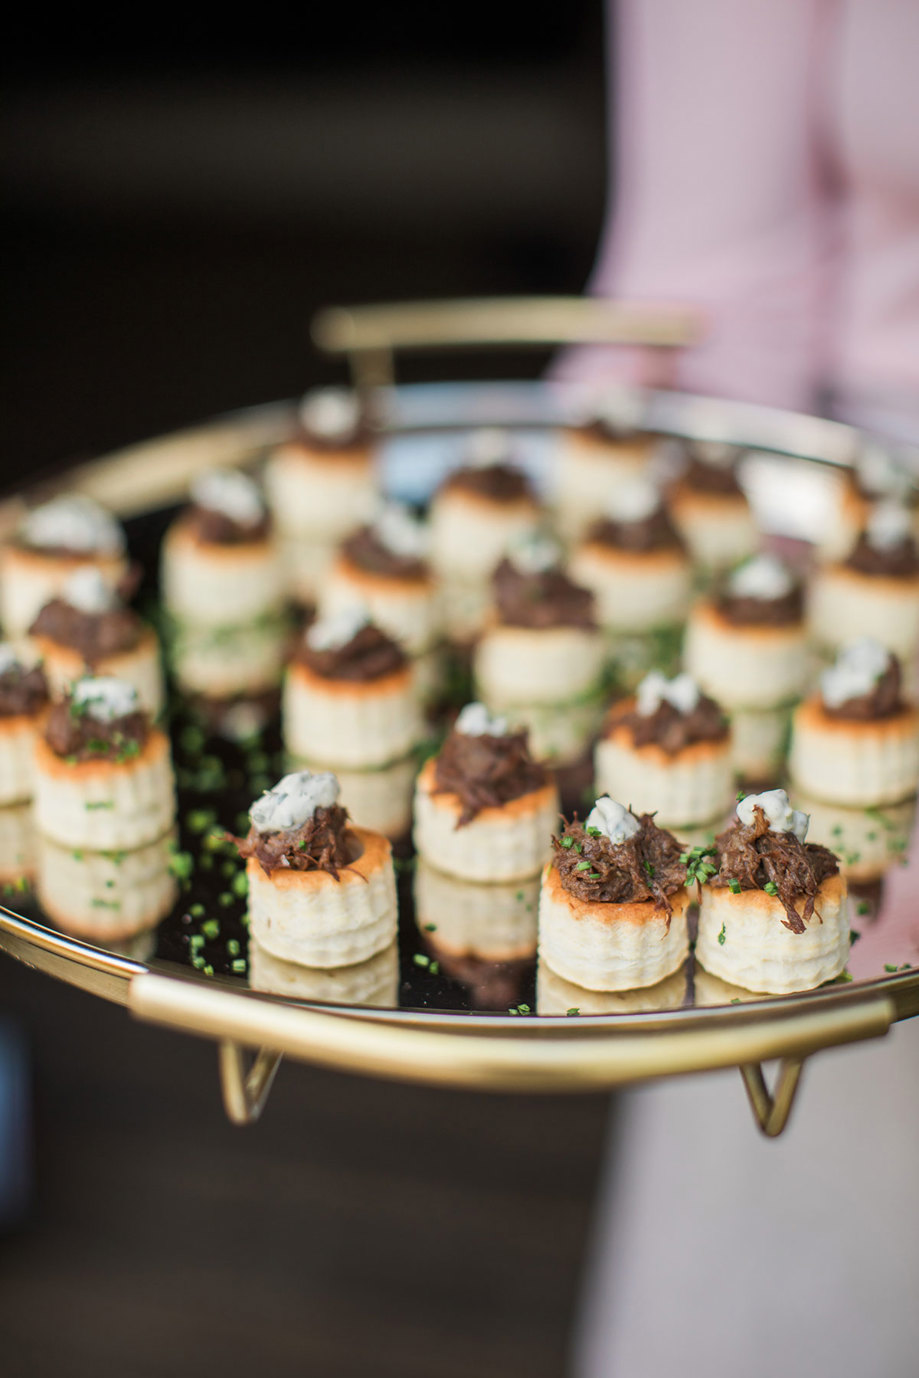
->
[249, 937, 399, 1008]
[35, 830, 177, 943]
[537, 957, 690, 1016]
[413, 859, 538, 961]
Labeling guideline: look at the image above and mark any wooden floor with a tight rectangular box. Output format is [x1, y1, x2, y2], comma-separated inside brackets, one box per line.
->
[0, 959, 612, 1378]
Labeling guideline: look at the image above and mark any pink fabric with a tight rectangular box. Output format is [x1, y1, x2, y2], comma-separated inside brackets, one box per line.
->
[559, 0, 919, 426]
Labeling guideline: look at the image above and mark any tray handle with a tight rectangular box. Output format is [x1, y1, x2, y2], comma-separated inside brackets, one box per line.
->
[128, 971, 895, 1134]
[311, 295, 702, 388]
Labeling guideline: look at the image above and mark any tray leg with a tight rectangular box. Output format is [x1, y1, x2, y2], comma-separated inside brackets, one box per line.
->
[740, 1058, 804, 1137]
[218, 1040, 283, 1125]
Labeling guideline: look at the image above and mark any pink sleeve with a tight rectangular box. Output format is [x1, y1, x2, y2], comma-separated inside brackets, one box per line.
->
[558, 0, 832, 412]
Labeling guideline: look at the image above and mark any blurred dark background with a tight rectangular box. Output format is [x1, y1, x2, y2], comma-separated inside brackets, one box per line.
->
[0, 8, 607, 482]
[0, 12, 614, 1377]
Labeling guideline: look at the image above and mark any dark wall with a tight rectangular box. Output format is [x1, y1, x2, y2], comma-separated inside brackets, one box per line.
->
[0, 11, 607, 485]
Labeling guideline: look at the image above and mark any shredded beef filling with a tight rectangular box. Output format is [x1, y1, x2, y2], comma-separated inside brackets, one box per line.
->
[845, 533, 919, 578]
[236, 803, 356, 877]
[295, 623, 406, 681]
[712, 805, 839, 934]
[441, 463, 532, 503]
[433, 726, 547, 826]
[824, 657, 904, 720]
[187, 506, 270, 546]
[679, 449, 745, 496]
[552, 815, 686, 916]
[44, 698, 149, 762]
[341, 526, 428, 580]
[716, 584, 804, 626]
[0, 664, 48, 717]
[586, 507, 683, 553]
[608, 694, 728, 755]
[493, 558, 596, 630]
[29, 599, 142, 663]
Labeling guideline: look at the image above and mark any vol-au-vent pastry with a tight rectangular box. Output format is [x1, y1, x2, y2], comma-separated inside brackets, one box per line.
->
[237, 769, 397, 967]
[264, 388, 379, 603]
[475, 535, 604, 713]
[283, 608, 423, 768]
[667, 439, 758, 570]
[28, 567, 164, 716]
[808, 501, 919, 662]
[161, 468, 284, 627]
[0, 644, 48, 804]
[818, 441, 917, 562]
[321, 502, 441, 658]
[569, 476, 692, 632]
[596, 671, 733, 827]
[413, 701, 558, 882]
[0, 643, 48, 805]
[789, 638, 919, 806]
[0, 494, 129, 639]
[554, 392, 656, 539]
[695, 789, 848, 994]
[33, 676, 176, 849]
[538, 796, 691, 992]
[685, 553, 808, 709]
[428, 430, 543, 638]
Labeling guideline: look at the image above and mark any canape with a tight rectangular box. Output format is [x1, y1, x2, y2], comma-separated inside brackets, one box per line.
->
[789, 638, 919, 806]
[283, 608, 423, 768]
[595, 671, 733, 826]
[321, 502, 441, 658]
[32, 677, 176, 849]
[554, 395, 656, 540]
[413, 701, 557, 882]
[264, 388, 379, 603]
[569, 476, 692, 632]
[667, 440, 758, 570]
[161, 467, 284, 627]
[685, 553, 809, 708]
[428, 431, 543, 639]
[28, 566, 164, 716]
[808, 501, 919, 661]
[538, 796, 691, 991]
[0, 494, 128, 638]
[474, 538, 605, 762]
[695, 789, 849, 993]
[0, 643, 48, 804]
[818, 441, 917, 562]
[238, 769, 397, 967]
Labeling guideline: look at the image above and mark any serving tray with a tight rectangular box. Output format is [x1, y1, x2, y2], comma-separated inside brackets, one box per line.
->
[1, 299, 917, 1137]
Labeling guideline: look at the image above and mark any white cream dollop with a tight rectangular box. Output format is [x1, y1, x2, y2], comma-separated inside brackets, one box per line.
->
[464, 428, 512, 469]
[454, 702, 509, 737]
[506, 531, 561, 575]
[299, 388, 361, 441]
[191, 468, 264, 527]
[636, 670, 701, 717]
[728, 553, 795, 601]
[865, 500, 912, 551]
[604, 476, 661, 524]
[71, 676, 139, 723]
[586, 796, 641, 845]
[736, 788, 809, 841]
[61, 566, 120, 615]
[820, 637, 891, 709]
[373, 503, 428, 561]
[305, 606, 370, 652]
[0, 642, 20, 676]
[22, 495, 125, 555]
[250, 769, 340, 834]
